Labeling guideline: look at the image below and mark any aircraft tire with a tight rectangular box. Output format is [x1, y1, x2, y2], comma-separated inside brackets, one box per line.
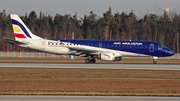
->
[85, 58, 90, 63]
[153, 61, 157, 64]
[90, 59, 96, 64]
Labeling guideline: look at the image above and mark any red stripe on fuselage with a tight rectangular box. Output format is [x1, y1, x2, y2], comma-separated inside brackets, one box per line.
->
[14, 33, 26, 38]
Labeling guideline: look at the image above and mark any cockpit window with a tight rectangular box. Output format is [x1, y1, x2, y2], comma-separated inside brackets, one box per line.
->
[158, 44, 166, 48]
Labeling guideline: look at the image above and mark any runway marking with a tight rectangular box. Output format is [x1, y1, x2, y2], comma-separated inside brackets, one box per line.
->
[67, 78, 180, 81]
[0, 63, 180, 70]
[0, 96, 179, 101]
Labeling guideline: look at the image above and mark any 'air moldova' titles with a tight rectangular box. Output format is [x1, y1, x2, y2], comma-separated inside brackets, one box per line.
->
[113, 42, 143, 45]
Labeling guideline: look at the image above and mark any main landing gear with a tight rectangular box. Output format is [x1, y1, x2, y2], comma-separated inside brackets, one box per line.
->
[85, 58, 96, 64]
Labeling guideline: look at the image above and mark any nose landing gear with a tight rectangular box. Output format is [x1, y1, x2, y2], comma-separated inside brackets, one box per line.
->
[153, 60, 157, 64]
[153, 57, 158, 64]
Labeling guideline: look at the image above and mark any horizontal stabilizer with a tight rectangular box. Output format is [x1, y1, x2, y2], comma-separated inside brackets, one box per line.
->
[3, 37, 27, 45]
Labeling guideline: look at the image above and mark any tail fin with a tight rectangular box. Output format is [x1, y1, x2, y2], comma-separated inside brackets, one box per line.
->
[10, 14, 42, 40]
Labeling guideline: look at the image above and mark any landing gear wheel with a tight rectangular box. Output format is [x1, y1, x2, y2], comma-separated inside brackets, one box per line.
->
[153, 57, 158, 64]
[85, 58, 96, 64]
[153, 60, 157, 64]
[85, 58, 90, 63]
[90, 59, 96, 64]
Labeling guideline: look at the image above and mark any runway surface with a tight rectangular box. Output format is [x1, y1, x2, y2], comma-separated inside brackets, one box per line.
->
[0, 96, 180, 101]
[0, 63, 180, 70]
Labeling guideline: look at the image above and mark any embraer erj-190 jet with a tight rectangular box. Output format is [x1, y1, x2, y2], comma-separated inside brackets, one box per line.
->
[4, 14, 174, 64]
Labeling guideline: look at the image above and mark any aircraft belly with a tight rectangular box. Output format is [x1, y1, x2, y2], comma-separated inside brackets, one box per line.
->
[47, 47, 69, 54]
[121, 52, 148, 57]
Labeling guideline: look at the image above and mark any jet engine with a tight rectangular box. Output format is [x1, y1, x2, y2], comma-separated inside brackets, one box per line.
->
[99, 52, 122, 61]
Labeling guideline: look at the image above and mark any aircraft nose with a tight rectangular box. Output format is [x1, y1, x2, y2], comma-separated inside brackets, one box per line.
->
[171, 51, 175, 56]
[166, 50, 174, 56]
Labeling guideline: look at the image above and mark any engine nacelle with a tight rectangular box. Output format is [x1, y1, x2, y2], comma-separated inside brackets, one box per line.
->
[100, 52, 122, 61]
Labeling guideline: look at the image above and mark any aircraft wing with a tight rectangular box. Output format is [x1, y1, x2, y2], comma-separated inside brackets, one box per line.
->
[3, 37, 27, 45]
[68, 46, 99, 56]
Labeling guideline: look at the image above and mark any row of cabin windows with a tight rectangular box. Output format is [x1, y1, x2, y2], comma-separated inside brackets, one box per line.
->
[48, 42, 148, 48]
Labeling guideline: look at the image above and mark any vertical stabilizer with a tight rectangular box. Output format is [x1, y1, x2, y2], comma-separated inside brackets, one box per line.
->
[10, 14, 42, 40]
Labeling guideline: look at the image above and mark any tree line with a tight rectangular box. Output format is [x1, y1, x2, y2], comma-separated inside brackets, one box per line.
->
[0, 8, 180, 52]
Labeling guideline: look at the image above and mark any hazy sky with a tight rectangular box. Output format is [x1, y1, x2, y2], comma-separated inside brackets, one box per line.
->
[0, 0, 180, 18]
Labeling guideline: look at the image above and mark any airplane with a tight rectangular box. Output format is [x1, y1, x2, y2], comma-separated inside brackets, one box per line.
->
[4, 14, 174, 64]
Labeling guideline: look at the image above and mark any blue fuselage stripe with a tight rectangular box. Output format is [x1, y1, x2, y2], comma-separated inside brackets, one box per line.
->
[48, 39, 174, 57]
